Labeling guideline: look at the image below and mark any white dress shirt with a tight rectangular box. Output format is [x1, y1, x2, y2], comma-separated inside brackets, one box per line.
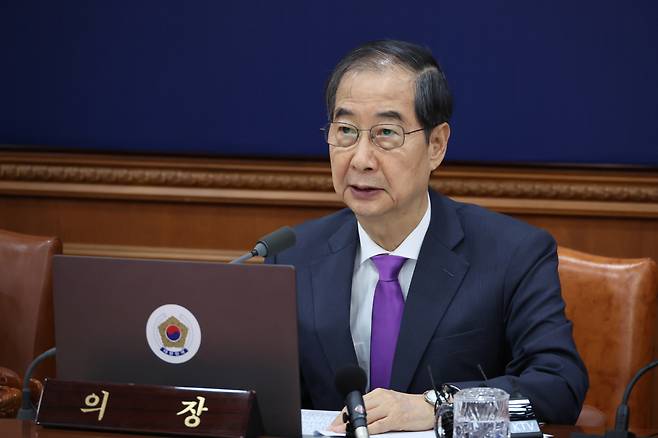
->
[349, 194, 432, 390]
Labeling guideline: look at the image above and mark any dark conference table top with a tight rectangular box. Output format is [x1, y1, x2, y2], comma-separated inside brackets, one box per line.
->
[0, 419, 640, 438]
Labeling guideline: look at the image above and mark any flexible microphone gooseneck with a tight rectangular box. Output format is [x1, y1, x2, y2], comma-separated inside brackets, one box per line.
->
[572, 359, 658, 438]
[612, 360, 658, 435]
[16, 347, 57, 420]
[229, 226, 296, 264]
[335, 366, 370, 438]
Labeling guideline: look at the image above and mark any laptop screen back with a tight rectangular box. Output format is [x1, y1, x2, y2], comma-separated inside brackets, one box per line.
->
[53, 255, 300, 437]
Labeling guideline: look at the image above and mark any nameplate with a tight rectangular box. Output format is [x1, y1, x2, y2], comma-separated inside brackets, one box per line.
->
[36, 379, 263, 438]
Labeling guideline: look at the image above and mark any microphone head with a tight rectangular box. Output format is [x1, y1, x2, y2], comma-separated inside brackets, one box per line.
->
[335, 365, 367, 397]
[254, 226, 296, 257]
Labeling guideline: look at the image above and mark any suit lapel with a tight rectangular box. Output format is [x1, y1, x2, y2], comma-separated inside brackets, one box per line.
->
[310, 217, 359, 378]
[390, 191, 470, 392]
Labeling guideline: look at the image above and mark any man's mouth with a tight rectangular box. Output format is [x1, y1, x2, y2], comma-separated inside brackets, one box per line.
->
[348, 185, 383, 199]
[349, 184, 380, 192]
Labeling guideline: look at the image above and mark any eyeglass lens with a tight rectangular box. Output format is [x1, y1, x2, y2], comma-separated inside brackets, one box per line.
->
[325, 122, 405, 150]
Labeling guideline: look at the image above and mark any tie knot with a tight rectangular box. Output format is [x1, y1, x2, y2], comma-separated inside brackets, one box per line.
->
[371, 254, 408, 281]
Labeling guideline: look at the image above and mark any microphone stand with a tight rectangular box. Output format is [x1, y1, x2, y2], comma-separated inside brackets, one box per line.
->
[17, 347, 57, 420]
[343, 411, 356, 438]
[229, 249, 258, 264]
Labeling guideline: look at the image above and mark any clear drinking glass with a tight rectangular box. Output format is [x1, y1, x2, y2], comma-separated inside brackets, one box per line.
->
[452, 387, 509, 438]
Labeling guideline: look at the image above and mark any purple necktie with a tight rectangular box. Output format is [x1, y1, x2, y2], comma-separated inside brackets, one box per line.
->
[370, 254, 407, 390]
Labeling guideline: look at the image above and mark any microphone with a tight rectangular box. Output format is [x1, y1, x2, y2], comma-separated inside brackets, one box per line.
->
[572, 359, 658, 438]
[335, 365, 369, 438]
[229, 226, 296, 264]
[16, 347, 56, 420]
[610, 360, 658, 437]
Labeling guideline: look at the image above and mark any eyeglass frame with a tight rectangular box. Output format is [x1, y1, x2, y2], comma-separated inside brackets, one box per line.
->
[320, 121, 426, 151]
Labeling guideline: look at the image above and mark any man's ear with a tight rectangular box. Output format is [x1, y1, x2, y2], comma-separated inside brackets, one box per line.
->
[429, 122, 450, 171]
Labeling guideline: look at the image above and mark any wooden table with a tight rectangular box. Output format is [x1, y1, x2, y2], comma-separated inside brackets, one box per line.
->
[2, 419, 261, 438]
[0, 418, 645, 438]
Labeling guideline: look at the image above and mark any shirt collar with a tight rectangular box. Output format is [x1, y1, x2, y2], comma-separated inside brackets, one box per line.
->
[356, 192, 432, 265]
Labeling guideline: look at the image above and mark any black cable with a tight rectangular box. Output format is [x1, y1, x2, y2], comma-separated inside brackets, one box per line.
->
[621, 360, 658, 405]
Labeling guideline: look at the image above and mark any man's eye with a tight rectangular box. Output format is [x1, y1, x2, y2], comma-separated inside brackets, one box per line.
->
[375, 127, 400, 137]
[339, 126, 357, 136]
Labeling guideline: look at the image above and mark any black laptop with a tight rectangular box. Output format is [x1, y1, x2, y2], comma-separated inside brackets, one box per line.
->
[52, 255, 300, 437]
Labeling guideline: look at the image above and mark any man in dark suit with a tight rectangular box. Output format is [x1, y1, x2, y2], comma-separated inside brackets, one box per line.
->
[269, 40, 588, 433]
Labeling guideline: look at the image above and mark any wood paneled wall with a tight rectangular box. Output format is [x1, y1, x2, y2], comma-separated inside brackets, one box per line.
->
[1, 150, 658, 425]
[2, 151, 656, 260]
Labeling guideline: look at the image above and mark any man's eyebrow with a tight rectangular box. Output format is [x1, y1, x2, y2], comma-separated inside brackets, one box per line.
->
[375, 110, 405, 123]
[333, 108, 406, 123]
[334, 108, 354, 119]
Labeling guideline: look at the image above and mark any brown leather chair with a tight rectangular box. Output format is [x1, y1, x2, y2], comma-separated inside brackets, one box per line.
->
[558, 247, 658, 429]
[0, 229, 62, 417]
[0, 366, 43, 417]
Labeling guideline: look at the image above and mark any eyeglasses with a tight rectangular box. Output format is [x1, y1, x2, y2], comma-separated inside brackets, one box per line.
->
[321, 122, 424, 151]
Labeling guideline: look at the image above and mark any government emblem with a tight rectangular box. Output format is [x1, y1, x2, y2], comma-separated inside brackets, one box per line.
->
[145, 304, 201, 364]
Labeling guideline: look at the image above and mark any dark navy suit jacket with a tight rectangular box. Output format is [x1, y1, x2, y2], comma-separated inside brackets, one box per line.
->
[268, 189, 588, 424]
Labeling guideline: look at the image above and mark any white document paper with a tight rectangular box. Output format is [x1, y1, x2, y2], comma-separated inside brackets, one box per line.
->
[300, 409, 436, 437]
[301, 409, 343, 436]
[300, 409, 551, 438]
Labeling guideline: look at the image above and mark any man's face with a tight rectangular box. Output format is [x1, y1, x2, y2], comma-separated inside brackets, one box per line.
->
[329, 67, 448, 227]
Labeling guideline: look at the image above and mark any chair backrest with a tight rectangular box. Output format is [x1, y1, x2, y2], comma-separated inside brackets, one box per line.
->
[558, 247, 657, 429]
[0, 229, 62, 381]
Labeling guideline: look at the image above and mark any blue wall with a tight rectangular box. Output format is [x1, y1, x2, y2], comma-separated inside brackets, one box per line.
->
[1, 1, 657, 165]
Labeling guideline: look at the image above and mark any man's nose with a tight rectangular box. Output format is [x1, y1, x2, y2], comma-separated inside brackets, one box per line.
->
[349, 131, 378, 171]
